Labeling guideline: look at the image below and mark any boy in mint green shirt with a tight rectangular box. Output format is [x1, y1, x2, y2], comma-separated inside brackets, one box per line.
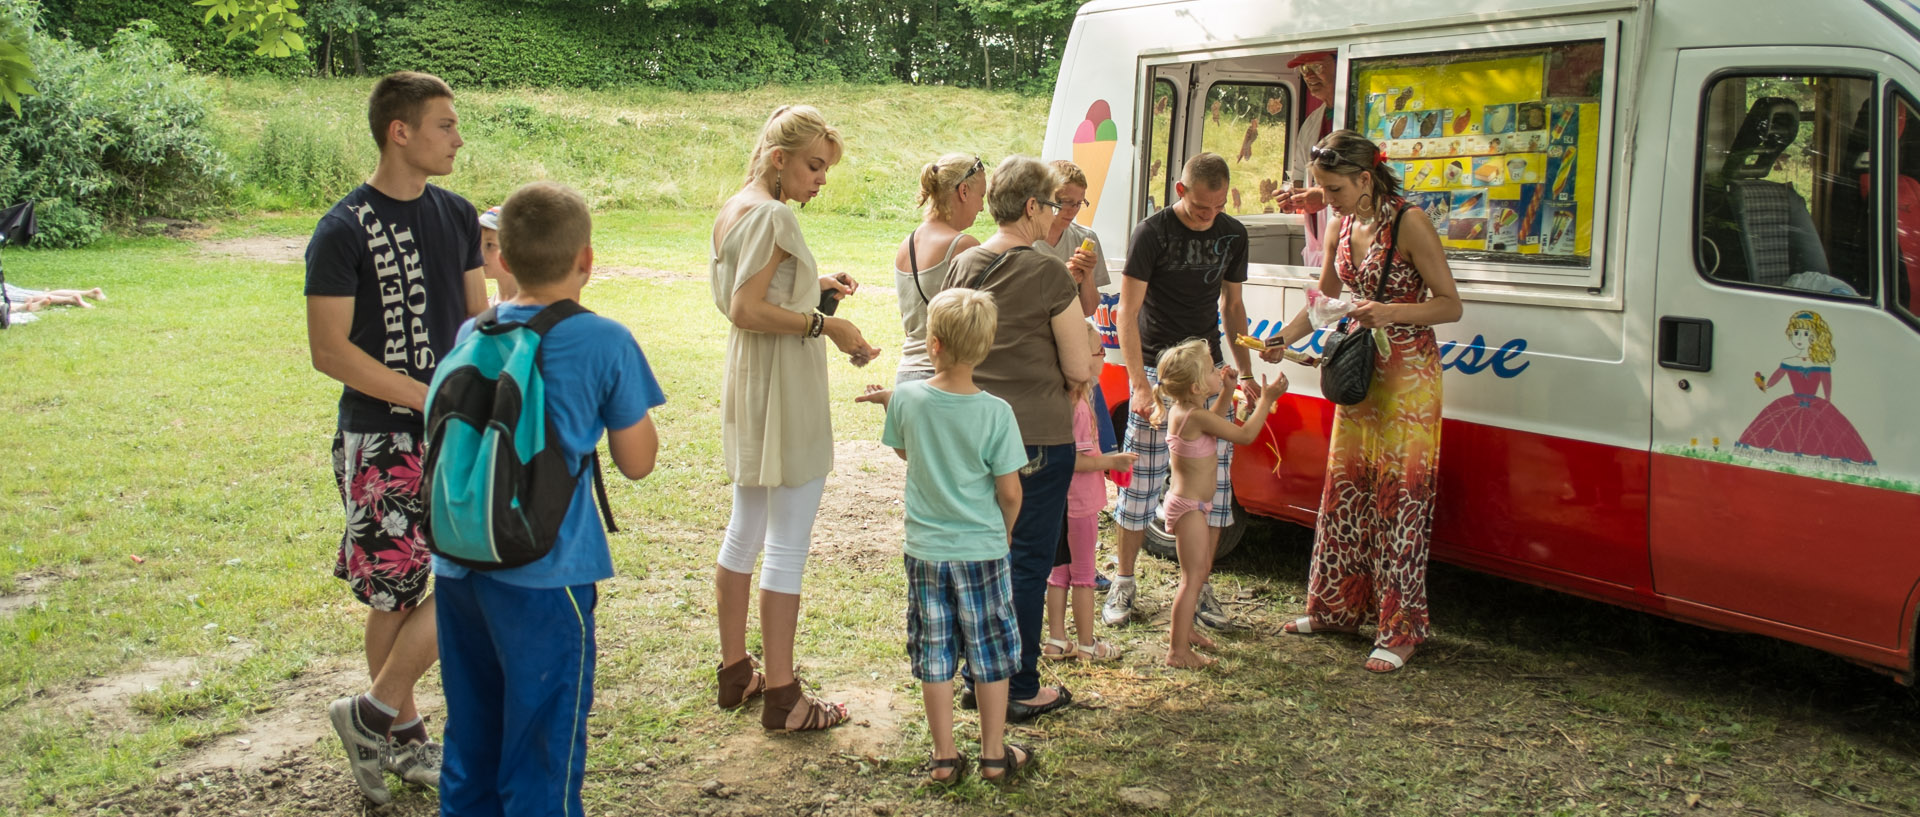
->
[879, 287, 1033, 784]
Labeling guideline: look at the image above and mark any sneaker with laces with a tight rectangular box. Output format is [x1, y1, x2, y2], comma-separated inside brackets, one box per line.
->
[327, 696, 392, 805]
[384, 737, 442, 789]
[1195, 582, 1240, 630]
[1101, 578, 1137, 627]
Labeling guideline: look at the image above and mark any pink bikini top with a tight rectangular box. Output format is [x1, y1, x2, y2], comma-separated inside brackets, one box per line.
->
[1168, 416, 1219, 458]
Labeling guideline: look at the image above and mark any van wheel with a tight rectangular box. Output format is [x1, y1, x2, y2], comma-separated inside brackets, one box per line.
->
[1141, 496, 1249, 564]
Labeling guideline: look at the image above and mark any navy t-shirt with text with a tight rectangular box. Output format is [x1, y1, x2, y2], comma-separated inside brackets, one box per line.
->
[304, 183, 483, 433]
[1122, 206, 1249, 366]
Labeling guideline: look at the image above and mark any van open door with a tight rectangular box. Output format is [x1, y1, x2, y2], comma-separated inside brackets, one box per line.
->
[1651, 46, 1920, 670]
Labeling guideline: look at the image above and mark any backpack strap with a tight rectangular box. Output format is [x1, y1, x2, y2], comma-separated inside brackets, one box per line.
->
[523, 298, 591, 335]
[586, 449, 619, 533]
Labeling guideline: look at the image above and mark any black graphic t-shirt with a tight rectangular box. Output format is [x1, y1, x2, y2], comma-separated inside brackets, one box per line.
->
[1122, 206, 1249, 365]
[304, 183, 482, 433]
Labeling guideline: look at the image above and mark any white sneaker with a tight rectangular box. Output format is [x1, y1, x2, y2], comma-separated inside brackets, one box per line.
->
[1101, 577, 1137, 627]
[327, 696, 392, 805]
[1196, 582, 1239, 630]
[384, 737, 442, 789]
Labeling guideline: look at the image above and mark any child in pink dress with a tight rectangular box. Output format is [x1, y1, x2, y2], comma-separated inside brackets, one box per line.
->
[1044, 324, 1137, 661]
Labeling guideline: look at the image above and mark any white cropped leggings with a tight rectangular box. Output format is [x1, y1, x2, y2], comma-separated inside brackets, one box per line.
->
[714, 477, 827, 595]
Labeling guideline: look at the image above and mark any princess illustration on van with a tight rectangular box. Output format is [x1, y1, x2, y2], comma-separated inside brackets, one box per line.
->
[1734, 311, 1877, 471]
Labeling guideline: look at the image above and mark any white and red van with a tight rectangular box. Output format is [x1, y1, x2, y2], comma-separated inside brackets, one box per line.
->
[1047, 0, 1920, 681]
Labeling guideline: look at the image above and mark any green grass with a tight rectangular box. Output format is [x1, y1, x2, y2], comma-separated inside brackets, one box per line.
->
[212, 77, 1052, 219]
[8, 215, 1920, 817]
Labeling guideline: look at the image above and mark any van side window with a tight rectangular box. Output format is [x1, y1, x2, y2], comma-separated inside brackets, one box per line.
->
[1889, 91, 1920, 321]
[1349, 40, 1606, 269]
[1695, 74, 1876, 300]
[1145, 78, 1177, 215]
[1200, 83, 1291, 217]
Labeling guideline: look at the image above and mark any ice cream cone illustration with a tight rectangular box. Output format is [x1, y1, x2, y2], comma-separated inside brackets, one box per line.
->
[1074, 100, 1119, 225]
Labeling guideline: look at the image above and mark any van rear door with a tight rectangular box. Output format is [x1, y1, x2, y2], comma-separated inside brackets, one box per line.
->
[1650, 46, 1920, 659]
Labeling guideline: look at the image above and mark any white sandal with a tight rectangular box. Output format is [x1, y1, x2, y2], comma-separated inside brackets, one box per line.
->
[1365, 647, 1408, 673]
[1075, 639, 1122, 662]
[1041, 637, 1077, 661]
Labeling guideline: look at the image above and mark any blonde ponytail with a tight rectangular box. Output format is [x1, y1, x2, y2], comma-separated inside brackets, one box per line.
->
[918, 152, 977, 222]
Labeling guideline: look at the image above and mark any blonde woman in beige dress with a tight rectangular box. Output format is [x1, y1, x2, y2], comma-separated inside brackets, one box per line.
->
[710, 105, 880, 732]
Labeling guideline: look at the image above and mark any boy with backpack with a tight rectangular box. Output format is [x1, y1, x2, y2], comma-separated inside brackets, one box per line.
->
[424, 181, 664, 815]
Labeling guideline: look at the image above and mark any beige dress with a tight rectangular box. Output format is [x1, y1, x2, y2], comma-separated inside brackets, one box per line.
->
[710, 200, 833, 487]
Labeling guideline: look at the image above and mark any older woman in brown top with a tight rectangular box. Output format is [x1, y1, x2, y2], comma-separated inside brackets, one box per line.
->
[941, 155, 1091, 731]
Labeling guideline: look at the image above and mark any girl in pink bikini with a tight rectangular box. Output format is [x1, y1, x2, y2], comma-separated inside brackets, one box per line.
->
[1150, 339, 1290, 668]
[1736, 311, 1876, 470]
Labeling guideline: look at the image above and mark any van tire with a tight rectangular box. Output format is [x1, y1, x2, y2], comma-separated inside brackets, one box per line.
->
[1141, 496, 1249, 564]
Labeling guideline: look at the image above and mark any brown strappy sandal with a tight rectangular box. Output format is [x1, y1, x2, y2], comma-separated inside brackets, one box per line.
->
[979, 743, 1035, 786]
[760, 677, 849, 732]
[716, 656, 765, 710]
[921, 752, 969, 786]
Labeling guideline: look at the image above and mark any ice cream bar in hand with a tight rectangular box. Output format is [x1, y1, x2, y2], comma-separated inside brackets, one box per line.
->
[1079, 238, 1095, 254]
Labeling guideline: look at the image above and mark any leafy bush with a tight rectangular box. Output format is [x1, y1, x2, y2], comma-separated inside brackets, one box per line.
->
[0, 15, 235, 247]
[37, 0, 310, 76]
[243, 110, 364, 209]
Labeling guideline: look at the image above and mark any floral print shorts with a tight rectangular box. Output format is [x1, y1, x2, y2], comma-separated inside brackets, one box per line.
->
[331, 430, 432, 612]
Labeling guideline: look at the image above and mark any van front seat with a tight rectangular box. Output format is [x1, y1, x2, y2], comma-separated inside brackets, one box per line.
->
[1720, 97, 1832, 287]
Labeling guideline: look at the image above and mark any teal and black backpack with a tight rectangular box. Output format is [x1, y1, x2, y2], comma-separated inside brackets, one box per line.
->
[422, 299, 616, 570]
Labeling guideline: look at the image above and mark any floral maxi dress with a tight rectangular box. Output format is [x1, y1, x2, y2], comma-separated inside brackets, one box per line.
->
[1305, 200, 1443, 649]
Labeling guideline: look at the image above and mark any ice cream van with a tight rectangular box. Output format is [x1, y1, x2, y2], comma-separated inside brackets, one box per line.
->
[1048, 0, 1920, 681]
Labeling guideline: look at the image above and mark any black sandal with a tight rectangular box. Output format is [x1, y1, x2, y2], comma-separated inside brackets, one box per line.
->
[979, 743, 1034, 786]
[922, 752, 969, 786]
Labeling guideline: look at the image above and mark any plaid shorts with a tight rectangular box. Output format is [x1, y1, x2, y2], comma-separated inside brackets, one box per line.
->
[331, 430, 433, 612]
[904, 555, 1020, 684]
[1115, 365, 1236, 530]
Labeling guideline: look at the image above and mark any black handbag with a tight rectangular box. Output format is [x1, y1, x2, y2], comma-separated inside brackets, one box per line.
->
[1319, 208, 1407, 406]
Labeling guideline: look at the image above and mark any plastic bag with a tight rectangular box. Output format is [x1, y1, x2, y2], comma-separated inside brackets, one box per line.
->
[1306, 288, 1355, 328]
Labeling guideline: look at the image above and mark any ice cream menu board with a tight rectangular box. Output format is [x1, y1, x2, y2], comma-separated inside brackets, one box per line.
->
[1351, 43, 1603, 265]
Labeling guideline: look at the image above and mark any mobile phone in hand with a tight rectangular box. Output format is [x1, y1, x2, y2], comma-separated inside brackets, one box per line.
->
[818, 273, 850, 315]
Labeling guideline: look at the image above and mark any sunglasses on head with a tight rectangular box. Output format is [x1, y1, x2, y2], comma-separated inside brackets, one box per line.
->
[1310, 145, 1355, 167]
[958, 157, 985, 188]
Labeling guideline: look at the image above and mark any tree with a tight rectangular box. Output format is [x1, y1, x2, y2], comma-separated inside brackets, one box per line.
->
[193, 0, 306, 57]
[0, 3, 37, 115]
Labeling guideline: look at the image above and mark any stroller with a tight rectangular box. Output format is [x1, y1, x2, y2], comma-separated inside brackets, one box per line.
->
[0, 201, 39, 329]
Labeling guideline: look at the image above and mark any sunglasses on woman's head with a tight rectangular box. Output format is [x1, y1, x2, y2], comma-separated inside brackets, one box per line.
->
[1310, 145, 1353, 167]
[958, 157, 985, 189]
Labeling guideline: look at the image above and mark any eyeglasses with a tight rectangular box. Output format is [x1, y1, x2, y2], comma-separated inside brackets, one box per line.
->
[958, 157, 985, 189]
[1030, 197, 1063, 215]
[1298, 62, 1330, 79]
[1058, 198, 1089, 209]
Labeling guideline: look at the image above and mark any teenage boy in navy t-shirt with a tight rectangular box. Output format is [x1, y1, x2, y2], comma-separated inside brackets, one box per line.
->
[306, 71, 486, 803]
[433, 181, 665, 816]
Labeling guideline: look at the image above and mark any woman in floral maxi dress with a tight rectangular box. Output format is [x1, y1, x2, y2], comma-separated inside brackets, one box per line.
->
[1264, 130, 1462, 673]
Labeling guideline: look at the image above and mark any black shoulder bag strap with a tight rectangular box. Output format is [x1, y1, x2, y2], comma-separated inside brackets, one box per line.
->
[519, 298, 620, 534]
[906, 227, 930, 305]
[968, 245, 1031, 290]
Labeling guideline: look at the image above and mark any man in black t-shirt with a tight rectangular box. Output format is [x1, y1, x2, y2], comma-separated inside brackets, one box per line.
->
[1105, 153, 1256, 633]
[304, 71, 485, 805]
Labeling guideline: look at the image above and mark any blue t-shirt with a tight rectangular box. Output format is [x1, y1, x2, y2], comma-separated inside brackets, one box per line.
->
[880, 380, 1027, 562]
[433, 302, 665, 588]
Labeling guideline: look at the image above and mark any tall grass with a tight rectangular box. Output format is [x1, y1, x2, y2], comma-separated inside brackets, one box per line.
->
[215, 78, 1050, 216]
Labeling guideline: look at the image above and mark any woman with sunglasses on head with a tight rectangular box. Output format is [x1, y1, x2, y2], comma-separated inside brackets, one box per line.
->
[1034, 160, 1109, 318]
[938, 156, 1093, 736]
[1260, 130, 1462, 674]
[890, 155, 987, 387]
